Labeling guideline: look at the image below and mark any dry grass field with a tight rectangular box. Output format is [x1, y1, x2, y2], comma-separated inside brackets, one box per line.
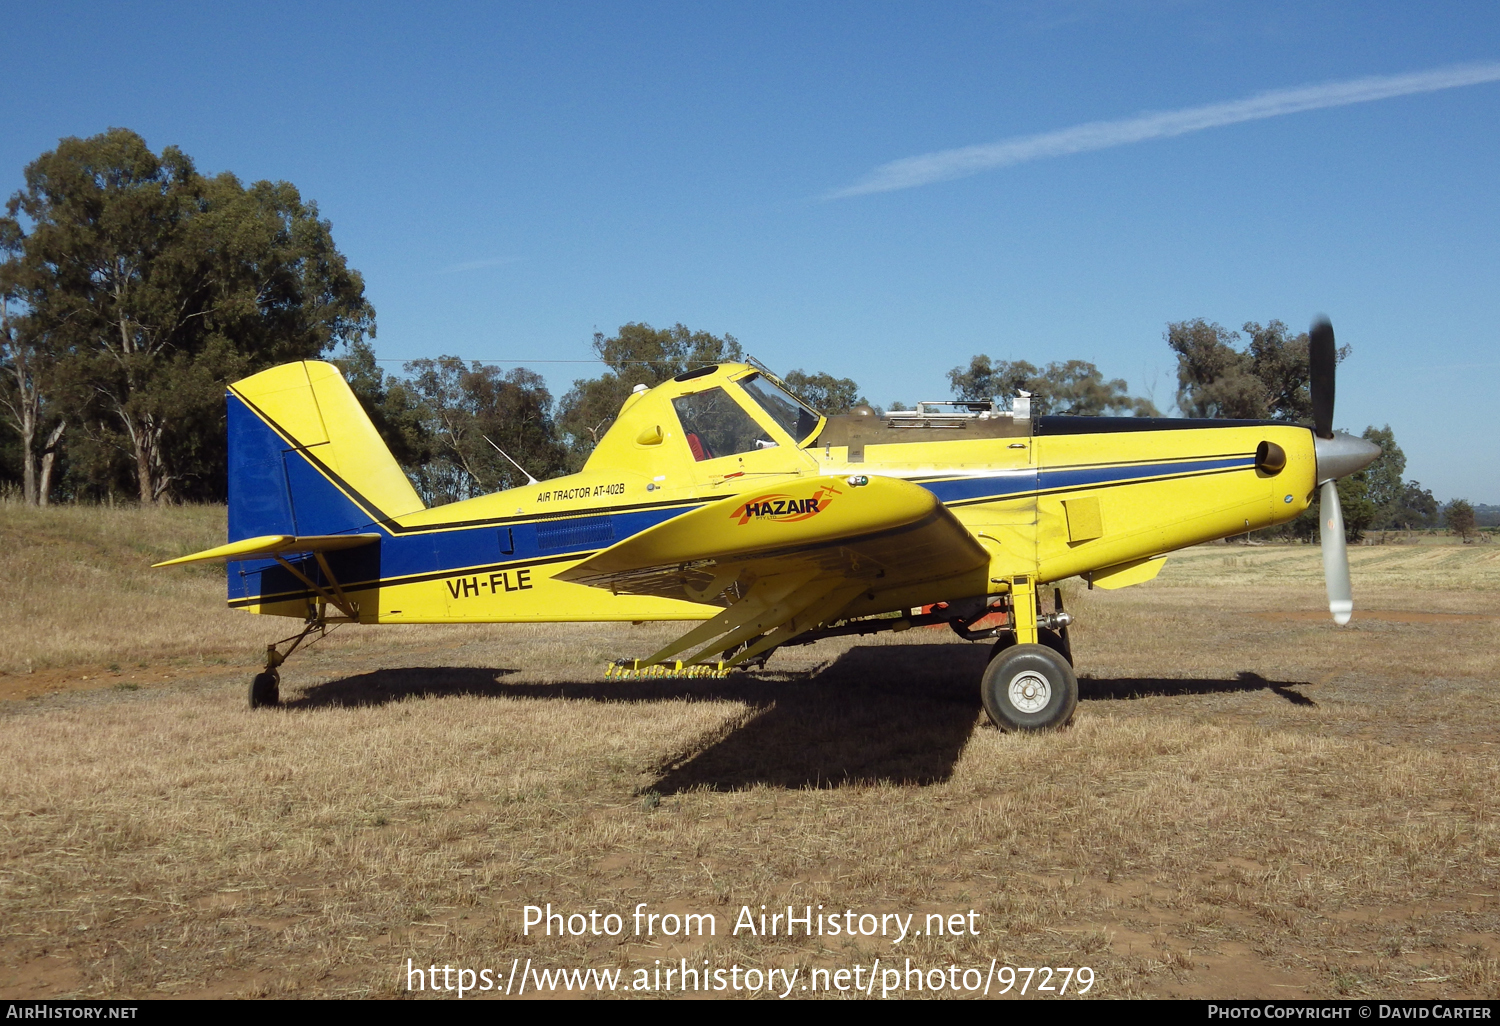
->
[2, 501, 1498, 1000]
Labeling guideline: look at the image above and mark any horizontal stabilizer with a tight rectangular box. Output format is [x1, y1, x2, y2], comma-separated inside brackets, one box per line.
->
[153, 533, 380, 567]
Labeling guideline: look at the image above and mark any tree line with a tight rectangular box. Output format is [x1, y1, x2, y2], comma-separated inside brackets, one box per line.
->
[0, 130, 1471, 535]
[0, 132, 870, 508]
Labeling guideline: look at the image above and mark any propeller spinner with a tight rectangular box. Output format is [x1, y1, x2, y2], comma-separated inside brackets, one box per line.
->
[1308, 317, 1381, 625]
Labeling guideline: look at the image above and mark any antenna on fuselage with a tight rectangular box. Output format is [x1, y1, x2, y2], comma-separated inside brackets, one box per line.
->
[482, 435, 540, 487]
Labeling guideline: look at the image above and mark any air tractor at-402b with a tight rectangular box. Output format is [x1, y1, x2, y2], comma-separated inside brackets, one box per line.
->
[156, 318, 1378, 731]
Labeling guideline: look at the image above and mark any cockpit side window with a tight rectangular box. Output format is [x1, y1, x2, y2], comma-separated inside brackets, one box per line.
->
[739, 373, 822, 443]
[671, 387, 775, 462]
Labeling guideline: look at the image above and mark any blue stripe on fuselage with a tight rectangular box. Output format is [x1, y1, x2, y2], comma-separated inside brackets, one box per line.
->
[1038, 455, 1252, 492]
[227, 401, 1253, 604]
[227, 424, 698, 602]
[919, 469, 1038, 504]
[229, 504, 696, 602]
[916, 455, 1252, 504]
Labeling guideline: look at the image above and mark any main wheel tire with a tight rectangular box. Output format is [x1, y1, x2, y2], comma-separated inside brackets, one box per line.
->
[981, 643, 1078, 731]
[249, 671, 280, 709]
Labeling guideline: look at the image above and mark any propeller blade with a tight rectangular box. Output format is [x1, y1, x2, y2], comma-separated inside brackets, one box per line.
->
[1309, 317, 1336, 439]
[1319, 479, 1352, 625]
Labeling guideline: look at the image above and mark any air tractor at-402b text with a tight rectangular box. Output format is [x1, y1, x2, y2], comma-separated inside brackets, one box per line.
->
[156, 318, 1378, 731]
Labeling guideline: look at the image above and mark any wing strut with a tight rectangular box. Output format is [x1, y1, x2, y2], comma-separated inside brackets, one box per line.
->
[639, 570, 818, 667]
[725, 581, 867, 668]
[610, 572, 866, 678]
[567, 473, 991, 679]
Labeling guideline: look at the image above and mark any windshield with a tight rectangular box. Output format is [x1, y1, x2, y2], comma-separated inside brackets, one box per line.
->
[671, 387, 775, 461]
[739, 373, 822, 443]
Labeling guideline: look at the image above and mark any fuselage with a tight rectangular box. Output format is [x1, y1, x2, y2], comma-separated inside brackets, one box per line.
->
[228, 362, 1317, 624]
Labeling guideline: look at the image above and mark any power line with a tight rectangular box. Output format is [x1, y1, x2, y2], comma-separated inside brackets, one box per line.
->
[367, 357, 733, 366]
[370, 357, 608, 364]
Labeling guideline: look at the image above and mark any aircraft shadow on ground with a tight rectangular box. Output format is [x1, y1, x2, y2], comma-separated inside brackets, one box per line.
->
[286, 658, 1313, 790]
[284, 666, 524, 708]
[1079, 670, 1317, 707]
[287, 644, 991, 791]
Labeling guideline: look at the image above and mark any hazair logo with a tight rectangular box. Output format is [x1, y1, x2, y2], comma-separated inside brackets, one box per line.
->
[732, 486, 839, 525]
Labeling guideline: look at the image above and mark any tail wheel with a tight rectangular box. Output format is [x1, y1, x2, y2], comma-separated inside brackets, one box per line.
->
[981, 643, 1078, 731]
[249, 671, 280, 709]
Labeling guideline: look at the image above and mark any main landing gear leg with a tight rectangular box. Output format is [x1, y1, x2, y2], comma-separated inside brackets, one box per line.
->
[1010, 574, 1038, 646]
[980, 575, 1078, 732]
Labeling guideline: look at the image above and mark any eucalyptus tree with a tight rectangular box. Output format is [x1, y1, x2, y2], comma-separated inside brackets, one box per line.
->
[781, 369, 867, 414]
[0, 128, 373, 503]
[948, 356, 1157, 416]
[0, 291, 65, 504]
[398, 356, 567, 506]
[557, 322, 743, 464]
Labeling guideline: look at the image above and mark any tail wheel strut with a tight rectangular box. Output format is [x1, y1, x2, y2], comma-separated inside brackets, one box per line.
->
[247, 555, 358, 709]
[247, 618, 344, 709]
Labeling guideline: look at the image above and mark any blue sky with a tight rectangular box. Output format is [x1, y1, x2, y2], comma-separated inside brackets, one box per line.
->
[5, 1, 1498, 501]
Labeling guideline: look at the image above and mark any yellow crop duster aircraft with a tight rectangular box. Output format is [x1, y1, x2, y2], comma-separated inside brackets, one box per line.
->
[158, 319, 1378, 730]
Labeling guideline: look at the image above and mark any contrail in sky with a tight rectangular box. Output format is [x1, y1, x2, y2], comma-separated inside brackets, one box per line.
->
[828, 62, 1500, 199]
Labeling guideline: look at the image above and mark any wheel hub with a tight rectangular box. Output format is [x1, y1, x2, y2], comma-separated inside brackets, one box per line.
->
[1008, 670, 1052, 714]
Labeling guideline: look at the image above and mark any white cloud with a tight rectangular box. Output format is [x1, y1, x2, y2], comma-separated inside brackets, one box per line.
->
[829, 62, 1500, 199]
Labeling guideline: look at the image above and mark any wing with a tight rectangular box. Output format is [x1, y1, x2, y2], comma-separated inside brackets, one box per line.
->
[557, 475, 988, 668]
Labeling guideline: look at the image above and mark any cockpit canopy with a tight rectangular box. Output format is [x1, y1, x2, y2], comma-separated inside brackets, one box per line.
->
[670, 371, 822, 462]
[583, 363, 827, 475]
[739, 373, 821, 442]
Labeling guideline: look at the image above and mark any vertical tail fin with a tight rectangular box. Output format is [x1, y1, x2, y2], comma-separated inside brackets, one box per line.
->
[227, 361, 424, 541]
